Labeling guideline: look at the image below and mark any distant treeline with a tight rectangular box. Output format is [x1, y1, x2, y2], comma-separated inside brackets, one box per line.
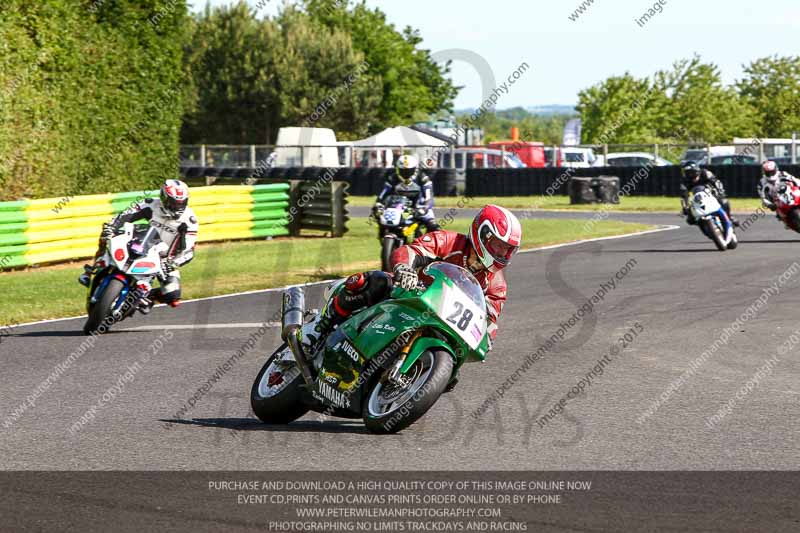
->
[576, 55, 800, 145]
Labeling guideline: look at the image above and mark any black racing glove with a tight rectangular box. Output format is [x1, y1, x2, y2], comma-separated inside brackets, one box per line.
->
[162, 257, 177, 275]
[393, 264, 418, 291]
[372, 203, 384, 218]
[101, 223, 116, 240]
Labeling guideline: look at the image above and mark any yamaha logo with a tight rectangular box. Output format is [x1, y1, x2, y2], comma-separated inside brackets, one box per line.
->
[317, 381, 351, 409]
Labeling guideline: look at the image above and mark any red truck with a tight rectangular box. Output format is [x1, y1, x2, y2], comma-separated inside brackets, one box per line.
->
[488, 140, 546, 168]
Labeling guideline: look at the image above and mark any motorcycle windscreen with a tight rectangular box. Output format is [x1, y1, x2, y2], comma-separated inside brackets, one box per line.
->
[690, 190, 721, 217]
[427, 263, 487, 350]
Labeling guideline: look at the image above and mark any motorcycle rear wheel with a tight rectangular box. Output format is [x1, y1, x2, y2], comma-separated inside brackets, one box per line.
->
[251, 345, 309, 424]
[362, 349, 453, 434]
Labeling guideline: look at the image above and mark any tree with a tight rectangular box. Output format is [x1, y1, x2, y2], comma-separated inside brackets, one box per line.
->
[737, 55, 800, 138]
[653, 56, 756, 143]
[576, 56, 759, 146]
[181, 2, 281, 144]
[576, 73, 661, 144]
[182, 1, 401, 143]
[302, 0, 458, 129]
[273, 6, 382, 139]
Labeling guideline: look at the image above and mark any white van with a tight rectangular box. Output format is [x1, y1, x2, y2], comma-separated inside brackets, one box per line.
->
[275, 127, 341, 167]
[561, 147, 597, 168]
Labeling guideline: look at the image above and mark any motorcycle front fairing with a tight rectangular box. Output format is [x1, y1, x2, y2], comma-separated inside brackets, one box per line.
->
[690, 187, 733, 235]
[89, 223, 167, 312]
[307, 263, 490, 416]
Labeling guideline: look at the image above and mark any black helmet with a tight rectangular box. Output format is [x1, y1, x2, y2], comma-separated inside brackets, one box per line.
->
[682, 162, 700, 181]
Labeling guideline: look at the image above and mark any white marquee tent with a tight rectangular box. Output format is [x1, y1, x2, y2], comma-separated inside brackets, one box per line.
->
[347, 126, 450, 167]
[351, 126, 449, 148]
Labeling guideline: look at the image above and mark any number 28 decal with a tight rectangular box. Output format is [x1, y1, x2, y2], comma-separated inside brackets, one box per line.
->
[446, 301, 474, 331]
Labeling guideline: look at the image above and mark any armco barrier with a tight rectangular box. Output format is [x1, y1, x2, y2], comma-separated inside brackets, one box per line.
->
[0, 184, 291, 270]
[465, 165, 800, 198]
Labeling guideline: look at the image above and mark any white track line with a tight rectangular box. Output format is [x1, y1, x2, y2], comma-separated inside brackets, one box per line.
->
[8, 225, 679, 329]
[120, 322, 280, 331]
[519, 224, 680, 254]
[8, 280, 331, 329]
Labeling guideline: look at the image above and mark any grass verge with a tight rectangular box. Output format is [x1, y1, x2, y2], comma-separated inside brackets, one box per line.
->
[349, 195, 764, 213]
[0, 217, 653, 326]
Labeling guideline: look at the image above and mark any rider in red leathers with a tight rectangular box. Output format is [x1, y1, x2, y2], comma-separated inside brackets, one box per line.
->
[300, 205, 523, 382]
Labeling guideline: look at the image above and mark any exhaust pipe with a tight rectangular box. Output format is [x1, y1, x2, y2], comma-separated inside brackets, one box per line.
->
[281, 287, 315, 385]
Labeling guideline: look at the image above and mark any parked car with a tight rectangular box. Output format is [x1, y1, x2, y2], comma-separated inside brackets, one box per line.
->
[594, 152, 673, 167]
[701, 154, 759, 165]
[766, 156, 796, 166]
[681, 146, 737, 166]
[561, 147, 597, 168]
[680, 149, 709, 165]
[439, 147, 527, 193]
[544, 147, 562, 167]
[488, 141, 545, 168]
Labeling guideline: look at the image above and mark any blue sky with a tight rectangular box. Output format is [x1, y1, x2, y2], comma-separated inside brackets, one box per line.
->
[190, 0, 800, 110]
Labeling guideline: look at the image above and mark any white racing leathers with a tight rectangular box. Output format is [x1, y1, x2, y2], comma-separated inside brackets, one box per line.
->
[758, 171, 800, 211]
[111, 198, 199, 302]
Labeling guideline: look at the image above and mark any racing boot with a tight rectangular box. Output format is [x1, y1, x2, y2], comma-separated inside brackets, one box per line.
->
[300, 304, 338, 355]
[138, 291, 154, 315]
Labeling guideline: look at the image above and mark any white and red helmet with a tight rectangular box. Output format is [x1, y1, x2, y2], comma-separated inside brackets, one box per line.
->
[469, 205, 522, 272]
[160, 179, 189, 217]
[762, 160, 778, 179]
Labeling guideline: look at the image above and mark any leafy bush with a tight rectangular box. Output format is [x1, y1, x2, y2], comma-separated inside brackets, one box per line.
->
[0, 0, 188, 200]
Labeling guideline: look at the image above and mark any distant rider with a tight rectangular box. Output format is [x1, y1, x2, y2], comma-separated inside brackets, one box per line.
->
[758, 160, 800, 213]
[301, 205, 521, 392]
[79, 180, 198, 311]
[373, 155, 440, 234]
[680, 162, 739, 226]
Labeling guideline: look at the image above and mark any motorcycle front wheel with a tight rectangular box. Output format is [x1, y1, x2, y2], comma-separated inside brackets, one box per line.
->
[83, 278, 124, 335]
[703, 219, 727, 251]
[381, 235, 401, 272]
[788, 209, 800, 233]
[251, 344, 309, 424]
[362, 349, 453, 434]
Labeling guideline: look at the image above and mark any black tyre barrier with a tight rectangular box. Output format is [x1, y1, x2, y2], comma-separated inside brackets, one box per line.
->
[460, 164, 800, 198]
[268, 167, 287, 180]
[300, 167, 321, 180]
[178, 164, 800, 198]
[432, 168, 458, 197]
[569, 177, 620, 204]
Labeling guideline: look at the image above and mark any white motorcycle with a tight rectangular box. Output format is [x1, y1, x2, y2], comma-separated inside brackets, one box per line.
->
[688, 186, 738, 251]
[83, 222, 168, 334]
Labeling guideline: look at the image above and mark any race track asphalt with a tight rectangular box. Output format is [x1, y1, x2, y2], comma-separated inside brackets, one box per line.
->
[1, 210, 798, 472]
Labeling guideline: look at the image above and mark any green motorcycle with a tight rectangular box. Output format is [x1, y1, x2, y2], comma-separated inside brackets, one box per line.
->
[250, 262, 491, 434]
